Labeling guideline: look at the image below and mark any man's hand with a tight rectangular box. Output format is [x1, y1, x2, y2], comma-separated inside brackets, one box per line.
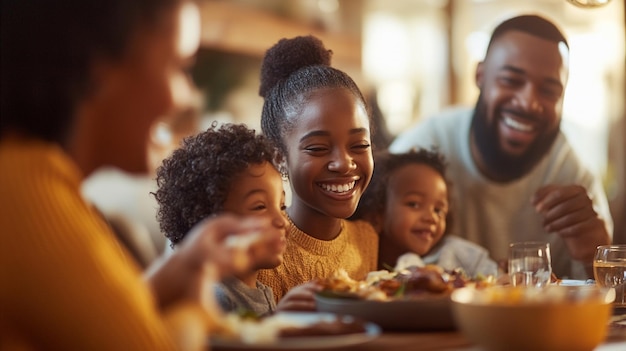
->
[532, 184, 610, 271]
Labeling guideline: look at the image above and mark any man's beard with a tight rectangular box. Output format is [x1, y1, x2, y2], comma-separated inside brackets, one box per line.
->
[471, 96, 559, 182]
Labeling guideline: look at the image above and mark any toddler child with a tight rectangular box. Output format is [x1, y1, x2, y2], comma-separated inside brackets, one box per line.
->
[353, 149, 498, 278]
[154, 122, 287, 316]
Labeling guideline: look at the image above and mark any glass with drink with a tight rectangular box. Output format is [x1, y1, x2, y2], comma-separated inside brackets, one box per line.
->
[593, 244, 626, 307]
[508, 241, 552, 287]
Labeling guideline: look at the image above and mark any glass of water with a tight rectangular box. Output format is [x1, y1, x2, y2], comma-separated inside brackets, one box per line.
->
[593, 245, 626, 307]
[508, 241, 552, 287]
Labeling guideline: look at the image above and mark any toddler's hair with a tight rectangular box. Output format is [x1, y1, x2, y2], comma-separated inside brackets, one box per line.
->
[352, 148, 453, 234]
[154, 122, 283, 245]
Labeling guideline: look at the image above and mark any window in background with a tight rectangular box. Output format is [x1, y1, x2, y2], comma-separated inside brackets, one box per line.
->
[363, 0, 450, 136]
[452, 0, 624, 180]
[363, 0, 624, 181]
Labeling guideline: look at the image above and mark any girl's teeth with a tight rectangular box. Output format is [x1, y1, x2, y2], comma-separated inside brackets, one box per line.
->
[321, 182, 355, 193]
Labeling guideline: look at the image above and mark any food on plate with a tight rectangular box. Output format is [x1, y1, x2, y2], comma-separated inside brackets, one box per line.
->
[316, 266, 496, 301]
[213, 312, 367, 344]
[279, 317, 367, 337]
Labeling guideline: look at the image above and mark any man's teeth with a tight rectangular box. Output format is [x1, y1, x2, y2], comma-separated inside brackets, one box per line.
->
[320, 181, 356, 193]
[503, 116, 533, 132]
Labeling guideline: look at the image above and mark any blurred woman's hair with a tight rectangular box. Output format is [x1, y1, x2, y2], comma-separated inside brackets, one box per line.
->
[1, 0, 181, 144]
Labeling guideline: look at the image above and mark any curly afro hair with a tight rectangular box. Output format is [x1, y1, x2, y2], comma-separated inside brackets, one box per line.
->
[351, 148, 454, 234]
[258, 35, 370, 158]
[154, 122, 283, 246]
[258, 35, 332, 98]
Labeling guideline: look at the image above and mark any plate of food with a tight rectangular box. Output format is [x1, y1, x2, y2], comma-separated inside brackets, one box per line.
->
[314, 265, 496, 331]
[558, 279, 595, 286]
[209, 312, 381, 350]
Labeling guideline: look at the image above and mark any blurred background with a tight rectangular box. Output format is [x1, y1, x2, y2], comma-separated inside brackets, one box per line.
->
[191, 0, 625, 240]
[84, 0, 626, 262]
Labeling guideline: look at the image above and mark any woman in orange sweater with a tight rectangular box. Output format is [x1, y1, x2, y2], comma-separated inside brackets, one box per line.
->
[0, 0, 283, 350]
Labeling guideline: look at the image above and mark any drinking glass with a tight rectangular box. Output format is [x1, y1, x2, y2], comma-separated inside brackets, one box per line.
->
[508, 241, 552, 287]
[593, 245, 626, 307]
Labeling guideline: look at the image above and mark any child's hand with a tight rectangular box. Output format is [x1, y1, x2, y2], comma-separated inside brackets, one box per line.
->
[186, 215, 280, 275]
[276, 281, 323, 311]
[145, 214, 281, 310]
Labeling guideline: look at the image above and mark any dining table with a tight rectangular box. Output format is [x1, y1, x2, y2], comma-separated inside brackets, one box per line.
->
[211, 310, 626, 351]
[354, 307, 626, 351]
[357, 328, 626, 351]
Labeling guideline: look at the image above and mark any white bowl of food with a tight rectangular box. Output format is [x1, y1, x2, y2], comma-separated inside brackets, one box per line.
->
[451, 285, 614, 351]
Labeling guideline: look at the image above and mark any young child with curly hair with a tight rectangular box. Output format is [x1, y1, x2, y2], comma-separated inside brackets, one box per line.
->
[154, 122, 288, 317]
[352, 149, 498, 278]
[256, 35, 378, 303]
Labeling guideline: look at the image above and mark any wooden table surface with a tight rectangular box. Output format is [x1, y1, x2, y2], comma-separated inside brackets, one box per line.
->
[358, 311, 626, 351]
[358, 330, 626, 351]
[357, 330, 473, 351]
[212, 329, 626, 351]
[212, 310, 626, 351]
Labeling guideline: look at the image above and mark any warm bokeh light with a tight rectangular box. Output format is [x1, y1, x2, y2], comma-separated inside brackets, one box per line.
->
[318, 0, 339, 13]
[178, 1, 201, 58]
[363, 7, 448, 135]
[363, 0, 624, 178]
[566, 0, 613, 8]
[363, 14, 412, 82]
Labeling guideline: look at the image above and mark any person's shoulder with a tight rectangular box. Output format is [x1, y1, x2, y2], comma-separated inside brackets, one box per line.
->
[344, 219, 379, 242]
[542, 131, 597, 183]
[550, 131, 579, 159]
[214, 282, 237, 310]
[415, 106, 472, 126]
[216, 278, 251, 298]
[255, 280, 275, 295]
[389, 106, 472, 153]
[438, 236, 498, 276]
[430, 106, 472, 119]
[441, 235, 489, 254]
[345, 219, 377, 234]
[214, 281, 228, 295]
[1, 138, 81, 188]
[256, 266, 283, 286]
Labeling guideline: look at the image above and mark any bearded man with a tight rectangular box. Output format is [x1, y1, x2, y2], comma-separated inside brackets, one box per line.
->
[389, 14, 612, 279]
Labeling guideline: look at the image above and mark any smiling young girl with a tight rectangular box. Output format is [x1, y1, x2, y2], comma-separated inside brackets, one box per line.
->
[256, 35, 378, 302]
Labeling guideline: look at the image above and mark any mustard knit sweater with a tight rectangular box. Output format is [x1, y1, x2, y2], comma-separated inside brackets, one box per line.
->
[0, 137, 201, 350]
[257, 218, 378, 302]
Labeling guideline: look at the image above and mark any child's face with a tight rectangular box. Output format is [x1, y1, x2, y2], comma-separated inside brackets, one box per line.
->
[383, 163, 449, 256]
[222, 162, 287, 270]
[284, 87, 373, 221]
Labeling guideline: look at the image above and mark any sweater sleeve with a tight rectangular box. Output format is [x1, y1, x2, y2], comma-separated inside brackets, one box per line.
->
[0, 142, 204, 350]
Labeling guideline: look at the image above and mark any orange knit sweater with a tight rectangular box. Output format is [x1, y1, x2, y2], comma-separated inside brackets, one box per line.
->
[257, 218, 378, 302]
[0, 137, 201, 350]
